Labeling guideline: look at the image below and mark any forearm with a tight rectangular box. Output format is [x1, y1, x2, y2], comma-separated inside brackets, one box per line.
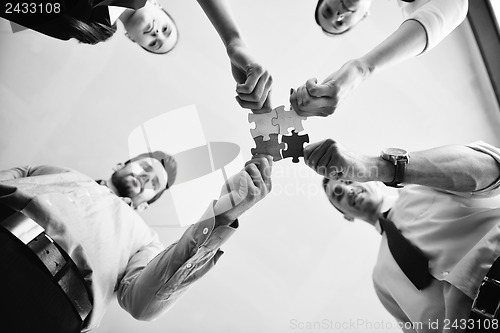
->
[357, 19, 427, 76]
[118, 242, 223, 321]
[358, 0, 468, 75]
[0, 165, 70, 182]
[372, 145, 500, 192]
[196, 0, 245, 49]
[118, 202, 237, 320]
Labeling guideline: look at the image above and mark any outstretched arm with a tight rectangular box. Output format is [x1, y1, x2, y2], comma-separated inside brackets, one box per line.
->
[117, 156, 273, 320]
[303, 140, 500, 193]
[196, 0, 272, 111]
[0, 165, 71, 182]
[291, 0, 468, 117]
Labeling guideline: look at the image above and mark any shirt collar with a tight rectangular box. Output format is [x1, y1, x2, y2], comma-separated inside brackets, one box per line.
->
[108, 6, 127, 24]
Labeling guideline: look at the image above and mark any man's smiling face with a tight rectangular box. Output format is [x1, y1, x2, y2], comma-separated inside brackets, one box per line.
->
[111, 157, 168, 208]
[324, 178, 383, 223]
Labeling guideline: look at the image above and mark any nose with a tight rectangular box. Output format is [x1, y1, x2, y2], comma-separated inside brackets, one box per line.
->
[335, 11, 345, 22]
[150, 28, 159, 37]
[138, 174, 149, 188]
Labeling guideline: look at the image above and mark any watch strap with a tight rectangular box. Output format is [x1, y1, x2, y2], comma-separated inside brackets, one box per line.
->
[384, 159, 406, 188]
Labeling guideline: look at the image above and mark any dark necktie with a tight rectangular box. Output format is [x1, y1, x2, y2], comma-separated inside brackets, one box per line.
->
[379, 214, 432, 290]
[91, 0, 147, 10]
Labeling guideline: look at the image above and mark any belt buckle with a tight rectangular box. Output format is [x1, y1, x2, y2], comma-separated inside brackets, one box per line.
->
[471, 276, 500, 319]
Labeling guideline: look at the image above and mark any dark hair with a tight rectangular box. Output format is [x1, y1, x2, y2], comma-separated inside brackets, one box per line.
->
[125, 151, 177, 204]
[314, 0, 352, 36]
[140, 8, 179, 55]
[322, 177, 346, 215]
[62, 16, 117, 44]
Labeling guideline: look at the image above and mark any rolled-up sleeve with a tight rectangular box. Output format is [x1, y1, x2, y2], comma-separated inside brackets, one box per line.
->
[465, 141, 500, 195]
[0, 165, 71, 182]
[116, 200, 237, 321]
[403, 0, 468, 53]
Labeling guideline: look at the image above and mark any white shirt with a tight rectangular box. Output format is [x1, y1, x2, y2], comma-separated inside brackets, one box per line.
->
[0, 166, 237, 331]
[108, 6, 126, 25]
[398, 0, 469, 53]
[373, 142, 500, 331]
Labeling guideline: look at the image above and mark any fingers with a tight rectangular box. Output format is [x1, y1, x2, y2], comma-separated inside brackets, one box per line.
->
[245, 155, 272, 193]
[236, 65, 269, 95]
[304, 139, 332, 170]
[235, 64, 273, 110]
[303, 140, 324, 161]
[290, 80, 338, 117]
[304, 139, 339, 177]
[244, 163, 264, 198]
[251, 95, 273, 114]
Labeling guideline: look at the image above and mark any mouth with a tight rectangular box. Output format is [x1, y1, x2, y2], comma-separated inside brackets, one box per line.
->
[348, 187, 365, 207]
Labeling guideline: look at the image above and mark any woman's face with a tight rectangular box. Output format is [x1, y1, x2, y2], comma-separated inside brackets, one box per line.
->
[123, 2, 178, 54]
[316, 0, 371, 35]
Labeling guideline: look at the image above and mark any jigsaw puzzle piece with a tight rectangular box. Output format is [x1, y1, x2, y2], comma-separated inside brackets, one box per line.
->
[282, 130, 310, 163]
[248, 109, 279, 141]
[272, 105, 306, 135]
[251, 134, 285, 161]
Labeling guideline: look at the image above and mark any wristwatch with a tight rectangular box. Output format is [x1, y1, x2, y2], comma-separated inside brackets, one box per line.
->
[380, 148, 410, 188]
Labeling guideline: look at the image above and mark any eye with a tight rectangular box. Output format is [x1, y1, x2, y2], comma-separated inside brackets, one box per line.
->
[140, 162, 153, 173]
[162, 26, 168, 32]
[325, 6, 332, 15]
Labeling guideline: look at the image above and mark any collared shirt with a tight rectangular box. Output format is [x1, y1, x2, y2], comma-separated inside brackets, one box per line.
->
[108, 6, 126, 25]
[0, 165, 237, 331]
[398, 0, 468, 53]
[386, 141, 500, 300]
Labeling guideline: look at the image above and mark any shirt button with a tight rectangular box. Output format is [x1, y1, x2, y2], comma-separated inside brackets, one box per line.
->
[186, 263, 192, 269]
[203, 228, 209, 235]
[442, 271, 449, 277]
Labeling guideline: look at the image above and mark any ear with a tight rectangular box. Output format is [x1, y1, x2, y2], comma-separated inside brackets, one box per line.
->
[135, 202, 149, 212]
[343, 214, 355, 222]
[112, 163, 124, 172]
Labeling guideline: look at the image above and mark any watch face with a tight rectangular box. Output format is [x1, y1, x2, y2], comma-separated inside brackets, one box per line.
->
[383, 148, 408, 157]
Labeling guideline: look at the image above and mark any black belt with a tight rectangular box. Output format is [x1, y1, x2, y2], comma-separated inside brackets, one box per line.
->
[1, 211, 93, 323]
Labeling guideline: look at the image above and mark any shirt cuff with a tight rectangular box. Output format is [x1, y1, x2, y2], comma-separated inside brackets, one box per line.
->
[187, 200, 238, 252]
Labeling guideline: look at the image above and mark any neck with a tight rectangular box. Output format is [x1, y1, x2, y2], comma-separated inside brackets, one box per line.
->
[367, 199, 385, 225]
